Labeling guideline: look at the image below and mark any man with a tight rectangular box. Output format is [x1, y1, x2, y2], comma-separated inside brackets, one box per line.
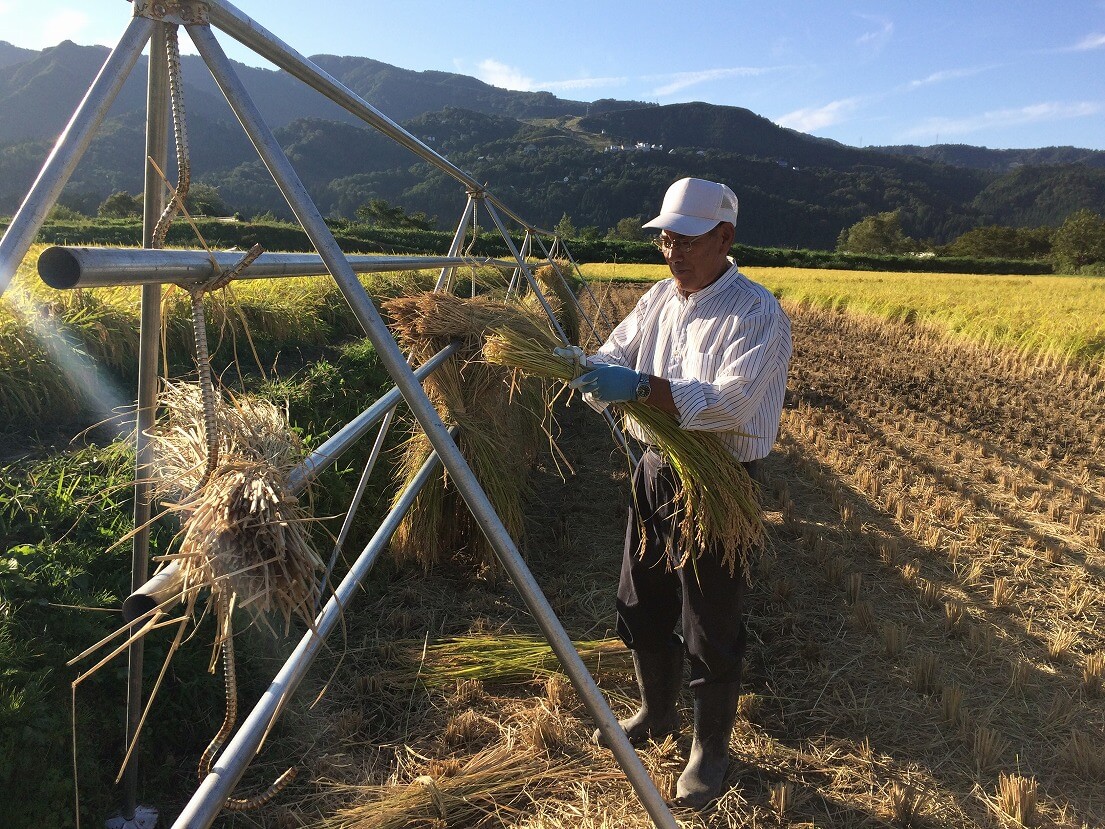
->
[564, 177, 792, 809]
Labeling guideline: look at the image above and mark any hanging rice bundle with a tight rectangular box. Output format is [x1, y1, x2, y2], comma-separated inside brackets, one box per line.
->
[150, 381, 323, 634]
[381, 292, 555, 568]
[483, 328, 764, 575]
[532, 263, 581, 346]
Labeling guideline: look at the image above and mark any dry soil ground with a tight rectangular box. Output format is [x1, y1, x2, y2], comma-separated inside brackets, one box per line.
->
[211, 282, 1104, 829]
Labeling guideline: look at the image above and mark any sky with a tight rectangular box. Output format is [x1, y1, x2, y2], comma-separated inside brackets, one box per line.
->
[3, 0, 1105, 151]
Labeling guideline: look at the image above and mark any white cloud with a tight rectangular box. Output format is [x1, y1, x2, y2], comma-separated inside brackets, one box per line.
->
[855, 16, 893, 51]
[538, 76, 627, 93]
[41, 9, 90, 45]
[901, 101, 1103, 140]
[650, 67, 773, 98]
[474, 59, 534, 91]
[1070, 32, 1105, 50]
[904, 66, 991, 90]
[776, 97, 863, 132]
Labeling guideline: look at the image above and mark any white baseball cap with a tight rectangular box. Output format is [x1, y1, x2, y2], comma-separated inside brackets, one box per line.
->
[642, 177, 739, 236]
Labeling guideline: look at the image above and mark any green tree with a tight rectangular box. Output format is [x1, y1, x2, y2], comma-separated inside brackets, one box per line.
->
[47, 204, 85, 221]
[836, 210, 914, 255]
[97, 191, 142, 219]
[184, 183, 228, 217]
[1052, 209, 1105, 271]
[553, 212, 577, 239]
[606, 215, 648, 241]
[354, 198, 435, 230]
[942, 225, 1052, 260]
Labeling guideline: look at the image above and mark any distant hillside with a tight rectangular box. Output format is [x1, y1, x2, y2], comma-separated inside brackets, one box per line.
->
[2, 40, 1104, 250]
[0, 41, 646, 145]
[870, 143, 1105, 172]
[0, 41, 36, 69]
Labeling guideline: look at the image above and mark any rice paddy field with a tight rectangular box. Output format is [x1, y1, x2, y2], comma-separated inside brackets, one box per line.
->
[580, 263, 1105, 370]
[2, 248, 1105, 827]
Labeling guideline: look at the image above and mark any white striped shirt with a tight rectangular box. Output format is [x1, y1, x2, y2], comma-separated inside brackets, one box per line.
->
[590, 261, 792, 461]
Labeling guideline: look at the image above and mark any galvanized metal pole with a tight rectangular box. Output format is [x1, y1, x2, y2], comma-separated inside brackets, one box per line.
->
[37, 248, 516, 289]
[0, 15, 153, 297]
[506, 229, 532, 299]
[285, 341, 457, 492]
[483, 202, 570, 345]
[120, 20, 170, 825]
[186, 24, 677, 829]
[557, 237, 617, 338]
[172, 429, 453, 829]
[530, 232, 604, 344]
[433, 196, 476, 292]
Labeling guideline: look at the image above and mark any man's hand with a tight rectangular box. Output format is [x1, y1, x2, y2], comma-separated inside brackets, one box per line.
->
[569, 365, 641, 402]
[553, 345, 588, 373]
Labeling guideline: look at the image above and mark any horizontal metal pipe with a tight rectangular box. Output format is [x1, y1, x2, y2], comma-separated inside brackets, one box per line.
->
[0, 16, 154, 297]
[205, 0, 552, 237]
[286, 341, 459, 492]
[37, 247, 516, 289]
[172, 429, 453, 829]
[121, 561, 183, 624]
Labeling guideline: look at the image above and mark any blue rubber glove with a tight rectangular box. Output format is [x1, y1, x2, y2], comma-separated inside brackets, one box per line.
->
[568, 365, 641, 402]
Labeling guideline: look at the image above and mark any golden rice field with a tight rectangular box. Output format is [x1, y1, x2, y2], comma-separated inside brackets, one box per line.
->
[580, 263, 1105, 369]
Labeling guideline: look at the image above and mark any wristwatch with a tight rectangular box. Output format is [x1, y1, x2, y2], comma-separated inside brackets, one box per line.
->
[634, 372, 652, 402]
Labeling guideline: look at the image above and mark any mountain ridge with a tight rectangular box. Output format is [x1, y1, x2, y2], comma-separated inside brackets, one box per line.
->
[2, 40, 1104, 249]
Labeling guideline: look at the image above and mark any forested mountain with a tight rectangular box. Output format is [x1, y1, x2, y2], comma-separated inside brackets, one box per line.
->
[870, 143, 1105, 172]
[0, 41, 37, 70]
[1, 40, 1102, 249]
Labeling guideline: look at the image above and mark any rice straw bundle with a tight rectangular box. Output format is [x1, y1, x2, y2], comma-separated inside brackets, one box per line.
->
[382, 292, 555, 568]
[150, 381, 323, 634]
[324, 744, 598, 829]
[532, 263, 581, 346]
[386, 634, 632, 689]
[483, 330, 764, 575]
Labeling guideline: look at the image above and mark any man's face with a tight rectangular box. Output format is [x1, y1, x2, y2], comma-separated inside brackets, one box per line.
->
[654, 224, 731, 289]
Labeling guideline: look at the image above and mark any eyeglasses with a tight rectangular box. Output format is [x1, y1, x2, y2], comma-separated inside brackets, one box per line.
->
[651, 232, 709, 256]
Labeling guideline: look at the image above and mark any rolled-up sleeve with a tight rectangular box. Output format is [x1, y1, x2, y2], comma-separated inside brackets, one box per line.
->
[668, 310, 789, 432]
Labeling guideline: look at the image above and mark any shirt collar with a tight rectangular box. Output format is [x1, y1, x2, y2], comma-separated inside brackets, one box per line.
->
[676, 259, 742, 303]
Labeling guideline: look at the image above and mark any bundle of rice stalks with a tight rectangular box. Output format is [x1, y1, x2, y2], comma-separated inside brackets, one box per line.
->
[532, 264, 581, 346]
[324, 743, 601, 829]
[381, 292, 555, 568]
[483, 329, 764, 574]
[386, 634, 633, 689]
[151, 381, 323, 634]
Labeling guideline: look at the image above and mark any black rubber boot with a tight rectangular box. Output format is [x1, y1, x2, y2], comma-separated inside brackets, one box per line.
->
[672, 681, 741, 809]
[594, 641, 683, 746]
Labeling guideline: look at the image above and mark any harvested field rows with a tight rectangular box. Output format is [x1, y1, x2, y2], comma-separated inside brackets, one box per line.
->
[163, 284, 1105, 827]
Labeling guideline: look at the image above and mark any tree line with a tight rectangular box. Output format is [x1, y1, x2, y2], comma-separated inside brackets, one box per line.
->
[50, 188, 1105, 276]
[836, 209, 1105, 274]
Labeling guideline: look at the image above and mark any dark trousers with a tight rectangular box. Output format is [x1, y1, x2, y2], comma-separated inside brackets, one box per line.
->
[615, 449, 756, 687]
